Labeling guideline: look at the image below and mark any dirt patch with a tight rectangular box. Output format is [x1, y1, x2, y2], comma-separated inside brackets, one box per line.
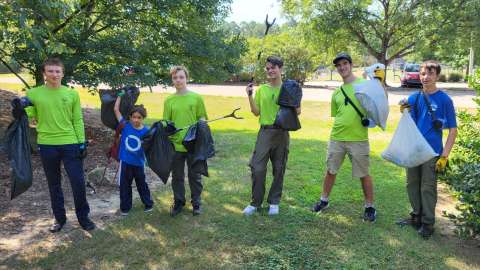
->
[0, 89, 170, 263]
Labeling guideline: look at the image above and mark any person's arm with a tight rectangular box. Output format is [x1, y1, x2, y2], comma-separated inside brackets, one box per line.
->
[441, 128, 457, 157]
[246, 83, 260, 116]
[114, 96, 122, 122]
[296, 107, 301, 115]
[163, 99, 171, 121]
[197, 96, 208, 121]
[72, 91, 85, 142]
[330, 92, 337, 117]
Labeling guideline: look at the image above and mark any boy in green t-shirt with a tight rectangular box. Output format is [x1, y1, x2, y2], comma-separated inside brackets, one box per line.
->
[163, 66, 208, 217]
[311, 53, 377, 222]
[13, 58, 95, 232]
[243, 56, 301, 216]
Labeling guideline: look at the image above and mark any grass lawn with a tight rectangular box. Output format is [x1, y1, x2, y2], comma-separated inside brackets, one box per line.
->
[2, 87, 478, 269]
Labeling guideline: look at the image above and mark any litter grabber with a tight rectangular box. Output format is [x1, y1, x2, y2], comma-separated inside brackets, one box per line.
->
[177, 107, 244, 131]
[248, 14, 277, 94]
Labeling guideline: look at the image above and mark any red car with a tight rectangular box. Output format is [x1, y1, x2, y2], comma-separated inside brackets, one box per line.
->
[400, 64, 422, 88]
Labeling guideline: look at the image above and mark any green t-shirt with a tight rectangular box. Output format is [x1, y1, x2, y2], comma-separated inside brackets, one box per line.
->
[163, 91, 208, 152]
[25, 85, 85, 145]
[330, 78, 368, 141]
[254, 84, 280, 125]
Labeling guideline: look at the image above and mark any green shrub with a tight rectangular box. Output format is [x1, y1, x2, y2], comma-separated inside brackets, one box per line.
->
[438, 74, 447, 82]
[440, 69, 480, 238]
[448, 72, 463, 82]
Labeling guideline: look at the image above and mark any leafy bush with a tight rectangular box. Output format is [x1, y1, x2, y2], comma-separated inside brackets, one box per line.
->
[438, 74, 447, 82]
[440, 69, 480, 238]
[448, 72, 463, 82]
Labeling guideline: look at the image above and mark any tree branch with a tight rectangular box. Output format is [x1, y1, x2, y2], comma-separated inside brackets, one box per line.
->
[51, 0, 95, 34]
[0, 58, 31, 89]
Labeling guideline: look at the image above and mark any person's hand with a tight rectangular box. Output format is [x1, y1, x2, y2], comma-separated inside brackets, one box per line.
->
[117, 89, 125, 97]
[78, 142, 88, 159]
[11, 98, 25, 119]
[399, 99, 411, 113]
[246, 83, 254, 97]
[29, 118, 38, 128]
[435, 156, 448, 173]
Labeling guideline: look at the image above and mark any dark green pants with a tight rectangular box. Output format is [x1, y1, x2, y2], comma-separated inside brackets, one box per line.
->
[249, 127, 289, 207]
[171, 151, 203, 206]
[406, 157, 439, 225]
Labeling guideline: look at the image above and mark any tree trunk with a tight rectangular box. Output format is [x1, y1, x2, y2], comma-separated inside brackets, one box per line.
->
[34, 66, 44, 86]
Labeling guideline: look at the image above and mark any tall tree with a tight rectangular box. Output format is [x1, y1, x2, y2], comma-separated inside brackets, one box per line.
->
[282, 0, 469, 67]
[0, 0, 246, 89]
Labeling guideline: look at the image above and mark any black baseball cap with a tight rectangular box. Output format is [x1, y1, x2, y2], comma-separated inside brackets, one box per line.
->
[333, 53, 352, 65]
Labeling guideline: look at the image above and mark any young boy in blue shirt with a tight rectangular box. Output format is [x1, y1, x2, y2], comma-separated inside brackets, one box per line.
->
[114, 95, 154, 215]
[397, 60, 457, 238]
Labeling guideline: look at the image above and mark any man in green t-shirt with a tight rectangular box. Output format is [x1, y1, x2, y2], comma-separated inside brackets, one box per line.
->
[163, 66, 208, 217]
[18, 58, 95, 232]
[311, 53, 377, 222]
[243, 56, 301, 216]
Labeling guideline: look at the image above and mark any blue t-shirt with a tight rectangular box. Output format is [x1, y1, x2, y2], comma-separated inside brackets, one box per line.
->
[407, 90, 457, 155]
[118, 119, 149, 166]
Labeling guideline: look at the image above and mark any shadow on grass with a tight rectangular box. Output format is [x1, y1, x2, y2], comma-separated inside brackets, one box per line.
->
[3, 129, 479, 269]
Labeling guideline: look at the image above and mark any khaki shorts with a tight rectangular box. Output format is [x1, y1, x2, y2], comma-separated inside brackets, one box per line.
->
[326, 140, 370, 178]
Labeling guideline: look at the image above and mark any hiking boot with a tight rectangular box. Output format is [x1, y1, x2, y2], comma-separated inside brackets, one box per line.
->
[268, 204, 279, 215]
[396, 213, 421, 229]
[79, 218, 96, 231]
[363, 207, 377, 222]
[243, 205, 257, 216]
[311, 200, 329, 213]
[49, 220, 66, 233]
[192, 205, 202, 216]
[418, 223, 434, 239]
[170, 202, 184, 217]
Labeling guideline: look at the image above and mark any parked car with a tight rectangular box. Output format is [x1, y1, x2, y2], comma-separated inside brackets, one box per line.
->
[400, 63, 421, 88]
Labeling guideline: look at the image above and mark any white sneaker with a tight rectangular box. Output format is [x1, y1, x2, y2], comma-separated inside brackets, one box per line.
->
[243, 205, 257, 216]
[268, 204, 279, 215]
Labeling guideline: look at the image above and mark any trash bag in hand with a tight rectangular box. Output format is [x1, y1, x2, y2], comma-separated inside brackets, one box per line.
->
[182, 121, 215, 177]
[278, 79, 302, 108]
[142, 120, 177, 183]
[353, 79, 389, 130]
[381, 111, 436, 168]
[3, 106, 32, 199]
[274, 106, 301, 131]
[100, 86, 140, 129]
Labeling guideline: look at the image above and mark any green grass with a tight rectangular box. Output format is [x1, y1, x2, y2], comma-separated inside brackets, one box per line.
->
[2, 88, 478, 269]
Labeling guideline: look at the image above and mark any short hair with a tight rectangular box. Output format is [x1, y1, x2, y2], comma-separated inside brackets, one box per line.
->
[130, 104, 147, 118]
[170, 65, 189, 78]
[42, 57, 64, 72]
[420, 60, 441, 75]
[266, 55, 284, 68]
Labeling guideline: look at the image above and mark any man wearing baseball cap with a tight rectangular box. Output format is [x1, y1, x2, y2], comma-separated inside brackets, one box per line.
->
[311, 53, 377, 222]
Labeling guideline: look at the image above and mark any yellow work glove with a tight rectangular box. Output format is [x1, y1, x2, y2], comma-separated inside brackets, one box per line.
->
[435, 156, 448, 173]
[374, 68, 385, 84]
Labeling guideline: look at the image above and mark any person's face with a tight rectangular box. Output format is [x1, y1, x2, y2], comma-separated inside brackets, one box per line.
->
[335, 59, 353, 79]
[43, 65, 64, 85]
[420, 67, 438, 87]
[265, 62, 282, 80]
[130, 112, 144, 128]
[172, 70, 187, 89]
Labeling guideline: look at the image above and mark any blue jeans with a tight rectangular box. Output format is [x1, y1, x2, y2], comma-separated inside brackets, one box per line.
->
[119, 161, 153, 212]
[38, 144, 90, 224]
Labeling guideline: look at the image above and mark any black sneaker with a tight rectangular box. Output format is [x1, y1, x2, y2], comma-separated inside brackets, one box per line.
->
[144, 206, 154, 213]
[418, 224, 434, 239]
[311, 200, 329, 213]
[363, 207, 377, 222]
[49, 220, 66, 233]
[192, 205, 202, 216]
[396, 213, 421, 229]
[79, 218, 96, 231]
[170, 202, 184, 217]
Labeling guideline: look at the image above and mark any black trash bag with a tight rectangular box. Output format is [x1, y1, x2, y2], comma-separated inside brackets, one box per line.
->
[3, 103, 32, 199]
[100, 86, 140, 129]
[274, 106, 301, 131]
[182, 121, 215, 177]
[142, 120, 177, 184]
[278, 79, 302, 108]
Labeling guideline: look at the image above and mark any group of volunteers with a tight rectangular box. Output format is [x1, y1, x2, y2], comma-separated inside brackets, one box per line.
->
[12, 52, 456, 239]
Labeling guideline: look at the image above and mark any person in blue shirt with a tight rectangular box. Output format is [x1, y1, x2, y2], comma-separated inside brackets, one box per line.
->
[397, 60, 457, 239]
[114, 94, 154, 216]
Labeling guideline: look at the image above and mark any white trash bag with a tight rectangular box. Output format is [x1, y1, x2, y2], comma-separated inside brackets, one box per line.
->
[353, 79, 389, 130]
[381, 111, 437, 168]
